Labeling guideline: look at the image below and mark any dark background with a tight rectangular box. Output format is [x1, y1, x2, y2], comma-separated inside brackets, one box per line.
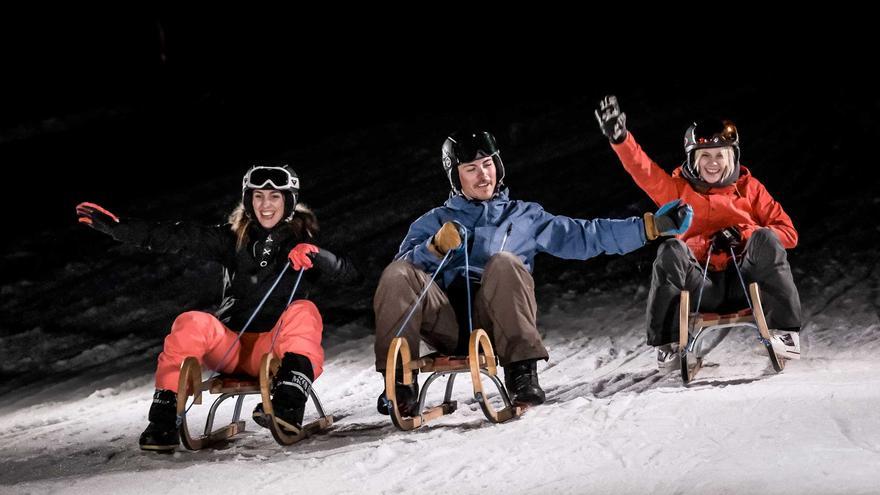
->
[1, 16, 878, 395]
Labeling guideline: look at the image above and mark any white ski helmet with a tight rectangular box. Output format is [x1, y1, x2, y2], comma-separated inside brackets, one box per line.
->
[241, 161, 300, 221]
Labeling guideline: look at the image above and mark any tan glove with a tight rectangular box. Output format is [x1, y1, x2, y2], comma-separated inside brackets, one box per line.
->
[427, 221, 463, 258]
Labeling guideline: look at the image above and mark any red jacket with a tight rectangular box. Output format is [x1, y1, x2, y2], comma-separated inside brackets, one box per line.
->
[611, 132, 797, 271]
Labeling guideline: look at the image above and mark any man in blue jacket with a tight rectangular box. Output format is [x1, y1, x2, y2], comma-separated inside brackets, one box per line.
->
[374, 130, 692, 414]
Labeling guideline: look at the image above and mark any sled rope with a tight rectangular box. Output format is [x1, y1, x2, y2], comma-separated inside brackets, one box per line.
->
[728, 248, 753, 312]
[463, 228, 474, 334]
[271, 269, 305, 350]
[212, 264, 293, 374]
[183, 264, 302, 416]
[393, 249, 454, 338]
[694, 240, 714, 313]
[729, 247, 771, 343]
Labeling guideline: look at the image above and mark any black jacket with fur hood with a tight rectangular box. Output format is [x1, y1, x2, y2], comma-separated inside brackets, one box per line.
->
[108, 205, 361, 332]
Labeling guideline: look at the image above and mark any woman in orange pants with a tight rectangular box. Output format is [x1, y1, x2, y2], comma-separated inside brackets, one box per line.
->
[76, 162, 360, 451]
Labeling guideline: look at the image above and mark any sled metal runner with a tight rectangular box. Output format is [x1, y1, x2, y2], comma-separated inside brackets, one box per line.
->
[385, 328, 524, 431]
[678, 282, 785, 385]
[175, 354, 333, 450]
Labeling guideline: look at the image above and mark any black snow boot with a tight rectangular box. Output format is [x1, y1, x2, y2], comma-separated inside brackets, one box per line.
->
[504, 359, 546, 406]
[253, 353, 313, 432]
[138, 389, 179, 452]
[376, 371, 419, 417]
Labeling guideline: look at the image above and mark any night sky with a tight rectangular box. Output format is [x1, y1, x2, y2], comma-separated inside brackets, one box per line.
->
[3, 15, 877, 271]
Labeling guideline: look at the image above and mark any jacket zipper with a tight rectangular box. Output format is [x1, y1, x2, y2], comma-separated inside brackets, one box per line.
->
[499, 224, 513, 252]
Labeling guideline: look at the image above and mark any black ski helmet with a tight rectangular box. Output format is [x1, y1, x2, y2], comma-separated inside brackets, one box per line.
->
[683, 119, 741, 178]
[441, 130, 506, 195]
[241, 161, 300, 222]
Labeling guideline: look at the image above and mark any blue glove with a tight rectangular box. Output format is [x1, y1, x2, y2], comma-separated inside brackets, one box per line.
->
[645, 199, 693, 240]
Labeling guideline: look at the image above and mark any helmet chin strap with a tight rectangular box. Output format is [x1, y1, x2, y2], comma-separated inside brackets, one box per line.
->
[284, 195, 297, 221]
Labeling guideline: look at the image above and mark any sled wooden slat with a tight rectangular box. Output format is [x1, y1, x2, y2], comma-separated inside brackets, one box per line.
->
[207, 377, 261, 395]
[695, 310, 754, 328]
[413, 354, 494, 373]
[206, 421, 246, 442]
[420, 405, 450, 423]
[305, 415, 334, 433]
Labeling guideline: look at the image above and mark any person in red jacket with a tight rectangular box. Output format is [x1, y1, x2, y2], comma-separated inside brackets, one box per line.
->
[595, 96, 802, 367]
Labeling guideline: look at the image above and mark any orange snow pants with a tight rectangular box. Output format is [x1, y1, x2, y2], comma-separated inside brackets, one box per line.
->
[154, 300, 324, 392]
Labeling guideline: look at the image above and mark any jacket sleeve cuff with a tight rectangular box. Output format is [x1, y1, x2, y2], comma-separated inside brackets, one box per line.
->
[426, 235, 444, 259]
[610, 130, 637, 152]
[643, 213, 659, 241]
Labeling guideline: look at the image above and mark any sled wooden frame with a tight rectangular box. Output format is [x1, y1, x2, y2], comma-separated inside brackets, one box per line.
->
[679, 282, 785, 385]
[175, 354, 333, 450]
[385, 328, 523, 431]
[257, 353, 334, 446]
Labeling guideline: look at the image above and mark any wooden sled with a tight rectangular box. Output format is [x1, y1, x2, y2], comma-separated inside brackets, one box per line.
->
[679, 282, 785, 385]
[384, 328, 524, 431]
[175, 354, 333, 450]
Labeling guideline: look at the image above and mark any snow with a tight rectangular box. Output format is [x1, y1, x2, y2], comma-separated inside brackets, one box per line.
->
[2, 278, 879, 494]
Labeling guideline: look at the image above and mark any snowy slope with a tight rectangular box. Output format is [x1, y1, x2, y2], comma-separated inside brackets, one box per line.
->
[2, 261, 879, 494]
[2, 92, 879, 494]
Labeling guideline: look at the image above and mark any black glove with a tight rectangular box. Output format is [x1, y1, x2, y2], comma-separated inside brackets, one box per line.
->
[76, 202, 120, 236]
[594, 95, 627, 144]
[711, 227, 743, 254]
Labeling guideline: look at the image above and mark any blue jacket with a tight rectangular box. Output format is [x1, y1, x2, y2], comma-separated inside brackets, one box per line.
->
[396, 189, 647, 288]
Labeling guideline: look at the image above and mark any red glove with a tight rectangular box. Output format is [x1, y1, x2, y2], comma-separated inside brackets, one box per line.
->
[76, 202, 120, 234]
[288, 243, 319, 271]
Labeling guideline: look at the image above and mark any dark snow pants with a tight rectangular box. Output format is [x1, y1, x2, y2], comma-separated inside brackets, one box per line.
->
[647, 228, 802, 347]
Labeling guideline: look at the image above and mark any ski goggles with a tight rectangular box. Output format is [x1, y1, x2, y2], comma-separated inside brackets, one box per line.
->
[448, 131, 500, 163]
[243, 166, 300, 191]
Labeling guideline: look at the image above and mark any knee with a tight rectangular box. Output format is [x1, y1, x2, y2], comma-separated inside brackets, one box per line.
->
[748, 228, 782, 250]
[170, 311, 216, 334]
[283, 300, 323, 328]
[656, 238, 689, 263]
[376, 260, 428, 297]
[484, 251, 524, 274]
[379, 260, 419, 285]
